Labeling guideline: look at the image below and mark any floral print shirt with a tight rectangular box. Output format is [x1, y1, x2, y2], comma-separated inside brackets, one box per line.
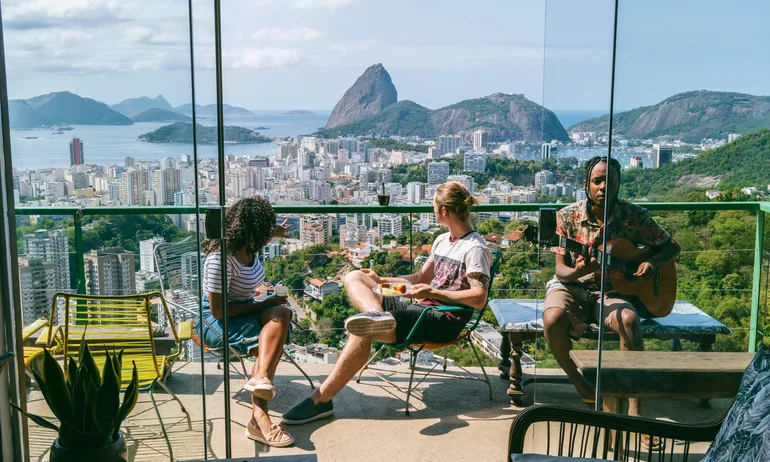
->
[553, 199, 671, 290]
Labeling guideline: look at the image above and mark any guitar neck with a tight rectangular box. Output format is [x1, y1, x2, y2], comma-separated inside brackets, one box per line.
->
[556, 236, 634, 274]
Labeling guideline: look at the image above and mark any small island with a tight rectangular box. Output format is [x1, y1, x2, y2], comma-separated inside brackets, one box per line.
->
[255, 126, 270, 130]
[285, 110, 315, 116]
[137, 122, 271, 144]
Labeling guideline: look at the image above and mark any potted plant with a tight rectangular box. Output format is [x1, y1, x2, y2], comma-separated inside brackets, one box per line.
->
[12, 343, 139, 462]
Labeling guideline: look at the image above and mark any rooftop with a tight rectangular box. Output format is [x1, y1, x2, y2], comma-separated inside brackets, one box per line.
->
[25, 360, 731, 461]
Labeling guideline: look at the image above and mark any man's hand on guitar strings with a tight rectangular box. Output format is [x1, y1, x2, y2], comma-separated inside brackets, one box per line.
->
[634, 261, 655, 279]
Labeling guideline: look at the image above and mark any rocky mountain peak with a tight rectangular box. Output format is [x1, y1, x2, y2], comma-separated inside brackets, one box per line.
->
[325, 63, 397, 129]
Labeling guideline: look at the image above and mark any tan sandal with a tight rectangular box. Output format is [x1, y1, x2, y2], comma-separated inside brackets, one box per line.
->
[244, 377, 276, 400]
[245, 420, 294, 447]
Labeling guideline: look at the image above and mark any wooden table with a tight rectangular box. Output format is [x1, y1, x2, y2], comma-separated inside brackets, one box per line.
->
[570, 350, 752, 413]
[490, 299, 732, 405]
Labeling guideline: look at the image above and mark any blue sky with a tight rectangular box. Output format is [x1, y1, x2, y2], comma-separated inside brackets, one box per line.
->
[1, 0, 768, 111]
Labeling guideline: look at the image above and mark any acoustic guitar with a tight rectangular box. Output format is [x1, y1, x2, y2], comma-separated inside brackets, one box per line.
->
[522, 224, 677, 318]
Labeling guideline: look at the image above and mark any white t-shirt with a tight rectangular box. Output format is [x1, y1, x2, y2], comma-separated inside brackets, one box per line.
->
[203, 252, 265, 301]
[426, 231, 492, 292]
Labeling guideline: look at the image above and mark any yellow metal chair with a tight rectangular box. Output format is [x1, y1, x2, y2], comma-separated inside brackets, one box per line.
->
[47, 292, 192, 461]
[22, 318, 64, 378]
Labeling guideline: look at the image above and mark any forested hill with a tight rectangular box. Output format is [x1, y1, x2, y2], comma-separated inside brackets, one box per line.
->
[622, 129, 770, 199]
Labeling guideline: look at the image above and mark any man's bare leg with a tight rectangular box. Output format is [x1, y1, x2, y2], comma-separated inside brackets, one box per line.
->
[310, 330, 397, 403]
[543, 307, 595, 401]
[344, 270, 383, 313]
[602, 297, 643, 416]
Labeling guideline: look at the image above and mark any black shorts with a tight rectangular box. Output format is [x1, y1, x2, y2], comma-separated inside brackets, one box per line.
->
[381, 297, 468, 345]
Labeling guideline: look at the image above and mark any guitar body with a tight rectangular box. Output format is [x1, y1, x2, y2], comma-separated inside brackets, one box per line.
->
[605, 238, 677, 318]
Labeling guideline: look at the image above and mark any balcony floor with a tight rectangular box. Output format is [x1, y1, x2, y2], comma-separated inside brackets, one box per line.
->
[24, 360, 731, 461]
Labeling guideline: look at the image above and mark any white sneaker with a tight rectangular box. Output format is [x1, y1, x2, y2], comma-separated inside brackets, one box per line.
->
[344, 311, 396, 336]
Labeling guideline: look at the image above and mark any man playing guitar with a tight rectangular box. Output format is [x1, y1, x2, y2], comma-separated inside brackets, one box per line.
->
[543, 156, 680, 424]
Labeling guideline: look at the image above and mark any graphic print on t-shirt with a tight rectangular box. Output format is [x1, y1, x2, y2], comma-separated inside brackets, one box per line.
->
[431, 254, 466, 291]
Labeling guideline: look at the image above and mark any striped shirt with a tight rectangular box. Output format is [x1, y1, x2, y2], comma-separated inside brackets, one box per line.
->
[202, 252, 265, 301]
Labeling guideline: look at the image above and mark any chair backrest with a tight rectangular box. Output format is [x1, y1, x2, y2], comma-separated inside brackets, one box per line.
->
[154, 236, 205, 319]
[48, 292, 180, 389]
[465, 248, 503, 332]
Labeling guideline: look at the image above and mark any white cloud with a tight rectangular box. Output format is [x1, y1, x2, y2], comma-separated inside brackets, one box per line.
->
[224, 48, 306, 70]
[252, 27, 322, 42]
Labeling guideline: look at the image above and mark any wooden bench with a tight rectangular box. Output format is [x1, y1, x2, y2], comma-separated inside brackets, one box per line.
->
[570, 350, 753, 414]
[489, 299, 732, 405]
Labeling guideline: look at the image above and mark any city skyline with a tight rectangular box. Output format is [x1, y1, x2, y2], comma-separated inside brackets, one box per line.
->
[2, 0, 769, 111]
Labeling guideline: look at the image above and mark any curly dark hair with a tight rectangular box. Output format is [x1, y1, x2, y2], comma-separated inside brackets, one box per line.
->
[201, 196, 276, 255]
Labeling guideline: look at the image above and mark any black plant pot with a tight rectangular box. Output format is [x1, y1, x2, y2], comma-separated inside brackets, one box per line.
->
[50, 432, 128, 462]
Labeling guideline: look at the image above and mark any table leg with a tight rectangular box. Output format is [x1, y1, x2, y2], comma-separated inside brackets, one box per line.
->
[498, 331, 512, 378]
[698, 337, 715, 409]
[507, 334, 526, 405]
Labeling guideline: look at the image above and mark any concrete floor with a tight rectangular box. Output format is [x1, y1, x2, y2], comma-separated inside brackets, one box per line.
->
[24, 360, 730, 462]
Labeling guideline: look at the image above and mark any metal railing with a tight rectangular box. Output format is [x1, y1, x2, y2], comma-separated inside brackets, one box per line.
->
[14, 201, 770, 351]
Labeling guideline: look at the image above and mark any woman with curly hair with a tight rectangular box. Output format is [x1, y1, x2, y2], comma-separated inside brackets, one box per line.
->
[200, 196, 294, 447]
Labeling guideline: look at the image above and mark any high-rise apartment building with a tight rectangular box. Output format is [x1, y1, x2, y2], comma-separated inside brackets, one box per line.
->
[19, 258, 56, 322]
[155, 169, 181, 205]
[541, 142, 558, 161]
[300, 215, 334, 246]
[180, 250, 202, 289]
[23, 230, 70, 292]
[473, 130, 488, 151]
[653, 144, 673, 168]
[427, 161, 450, 185]
[464, 151, 487, 172]
[121, 170, 149, 205]
[139, 237, 165, 273]
[378, 214, 403, 238]
[630, 156, 643, 169]
[438, 135, 462, 154]
[84, 247, 136, 296]
[69, 138, 84, 165]
[535, 170, 555, 190]
[125, 156, 136, 168]
[406, 182, 426, 204]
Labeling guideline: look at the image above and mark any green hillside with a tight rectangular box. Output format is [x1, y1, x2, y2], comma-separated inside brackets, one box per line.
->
[621, 129, 770, 199]
[571, 91, 770, 142]
[137, 122, 271, 144]
[321, 101, 434, 138]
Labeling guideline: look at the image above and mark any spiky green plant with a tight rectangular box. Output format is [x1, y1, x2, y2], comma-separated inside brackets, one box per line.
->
[12, 343, 139, 450]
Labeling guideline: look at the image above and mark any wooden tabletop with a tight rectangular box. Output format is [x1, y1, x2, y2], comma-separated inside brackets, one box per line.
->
[571, 350, 753, 373]
[569, 350, 753, 398]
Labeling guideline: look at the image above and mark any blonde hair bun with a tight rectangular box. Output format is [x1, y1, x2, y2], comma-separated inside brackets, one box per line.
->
[435, 181, 477, 221]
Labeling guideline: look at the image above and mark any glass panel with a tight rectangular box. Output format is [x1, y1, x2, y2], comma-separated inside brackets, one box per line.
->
[1, 0, 209, 458]
[599, 0, 770, 457]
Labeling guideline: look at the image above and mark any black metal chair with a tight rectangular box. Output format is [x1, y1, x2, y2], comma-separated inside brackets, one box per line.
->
[508, 404, 723, 461]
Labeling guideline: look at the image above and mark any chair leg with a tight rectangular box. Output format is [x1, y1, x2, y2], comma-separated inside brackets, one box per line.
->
[283, 350, 315, 389]
[405, 349, 418, 417]
[356, 344, 386, 383]
[238, 356, 249, 378]
[149, 386, 175, 461]
[157, 380, 188, 414]
[468, 340, 493, 401]
[443, 347, 448, 371]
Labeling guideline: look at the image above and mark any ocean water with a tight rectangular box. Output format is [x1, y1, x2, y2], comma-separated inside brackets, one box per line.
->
[10, 111, 331, 170]
[552, 110, 607, 129]
[10, 108, 646, 171]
